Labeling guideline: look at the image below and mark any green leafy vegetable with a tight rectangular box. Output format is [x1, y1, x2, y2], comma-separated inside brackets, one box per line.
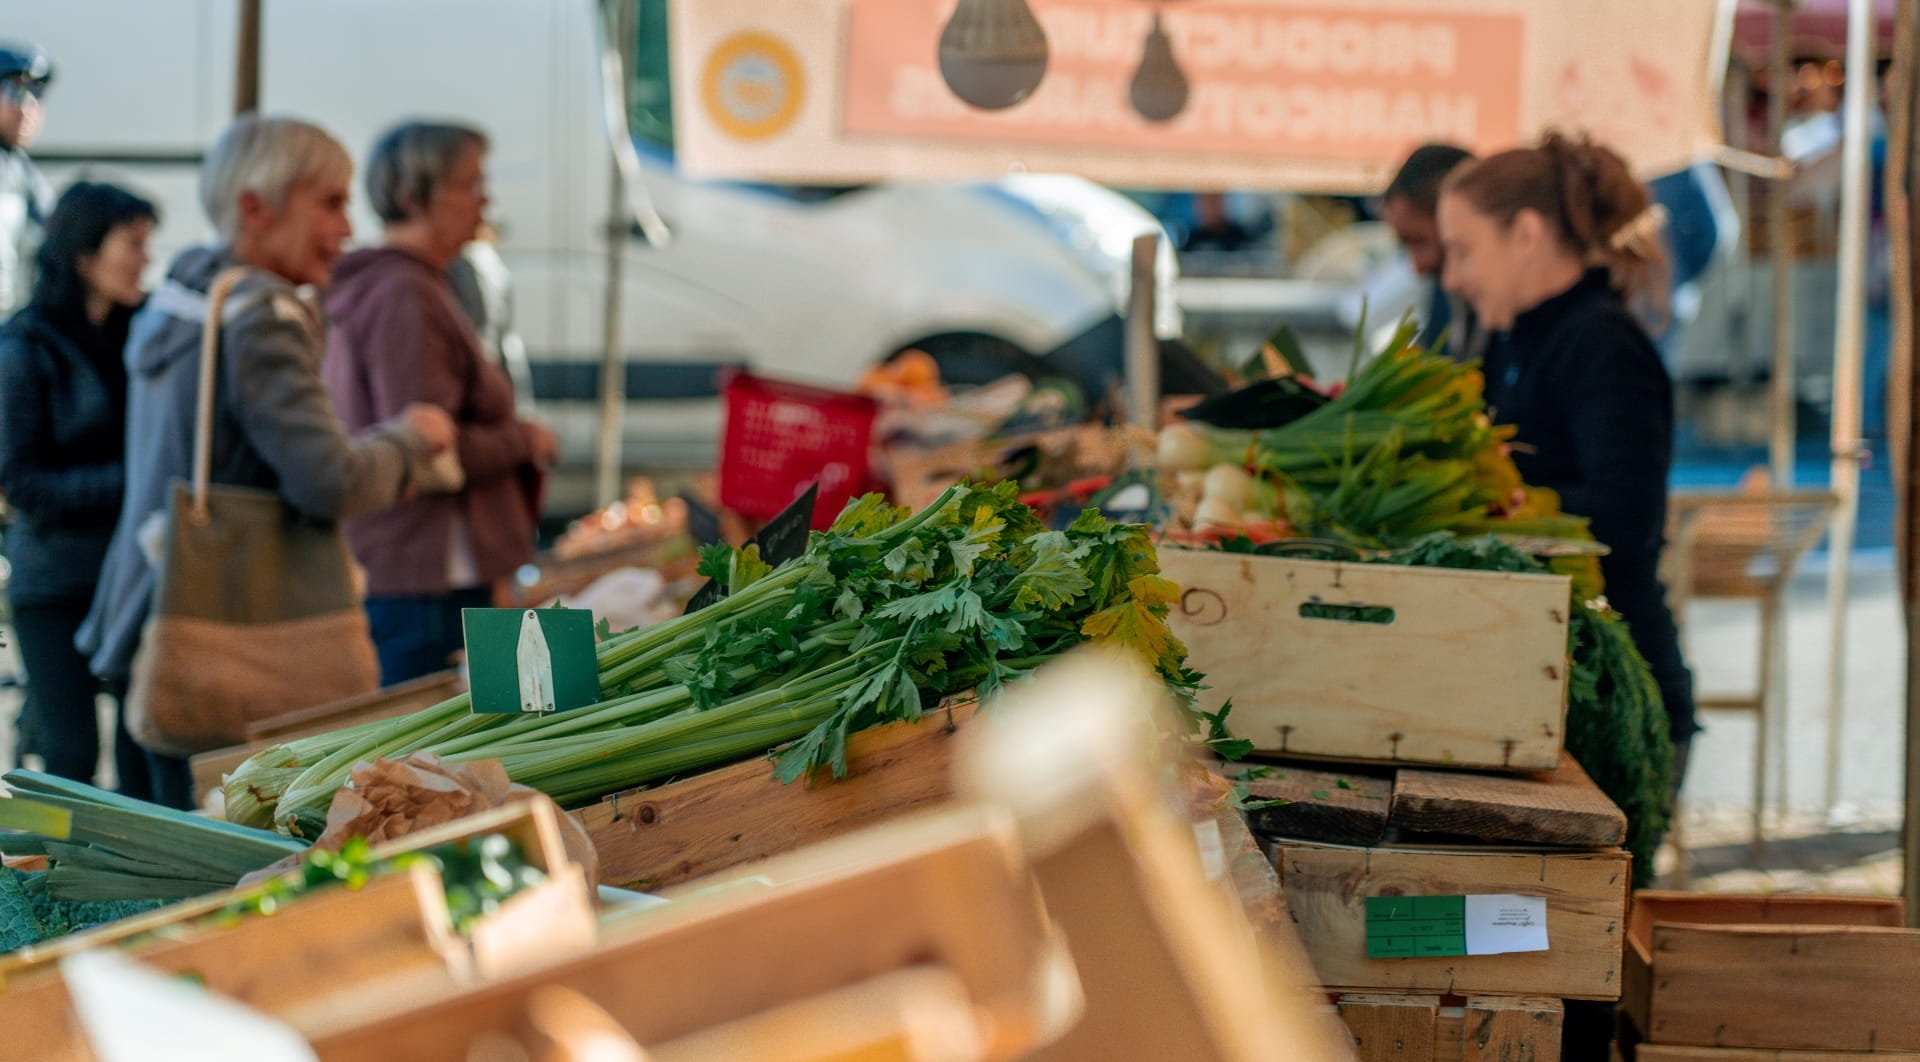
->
[1200, 701, 1256, 762]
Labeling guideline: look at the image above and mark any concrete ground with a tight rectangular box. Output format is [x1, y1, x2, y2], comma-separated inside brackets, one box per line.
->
[1654, 554, 1907, 895]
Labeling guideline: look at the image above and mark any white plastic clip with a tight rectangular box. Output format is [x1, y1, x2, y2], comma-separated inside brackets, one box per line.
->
[517, 609, 556, 715]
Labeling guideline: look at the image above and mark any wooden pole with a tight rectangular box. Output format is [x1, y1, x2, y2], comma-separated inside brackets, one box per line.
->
[234, 0, 261, 115]
[1769, 0, 1797, 487]
[596, 0, 636, 510]
[1820, 0, 1878, 818]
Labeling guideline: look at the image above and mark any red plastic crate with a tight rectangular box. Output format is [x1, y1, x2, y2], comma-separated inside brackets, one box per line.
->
[718, 371, 879, 529]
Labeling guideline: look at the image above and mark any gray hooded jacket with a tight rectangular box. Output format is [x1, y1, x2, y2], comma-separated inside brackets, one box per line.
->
[79, 246, 433, 682]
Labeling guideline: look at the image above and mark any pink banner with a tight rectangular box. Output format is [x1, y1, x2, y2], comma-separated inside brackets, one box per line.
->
[842, 1, 1527, 165]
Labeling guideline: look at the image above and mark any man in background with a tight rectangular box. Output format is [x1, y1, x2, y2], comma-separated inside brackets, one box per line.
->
[1382, 143, 1480, 360]
[0, 41, 53, 317]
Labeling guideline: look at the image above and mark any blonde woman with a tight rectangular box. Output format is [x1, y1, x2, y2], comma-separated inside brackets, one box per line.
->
[80, 114, 454, 807]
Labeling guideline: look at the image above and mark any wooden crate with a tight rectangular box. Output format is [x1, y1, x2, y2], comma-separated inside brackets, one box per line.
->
[959, 651, 1357, 1061]
[1160, 550, 1571, 771]
[574, 698, 977, 892]
[1336, 992, 1563, 1062]
[1622, 892, 1919, 1052]
[0, 799, 595, 1059]
[309, 805, 1063, 1062]
[1275, 839, 1630, 1000]
[1, 865, 460, 1062]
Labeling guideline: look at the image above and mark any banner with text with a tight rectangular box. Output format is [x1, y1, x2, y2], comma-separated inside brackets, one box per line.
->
[671, 0, 1732, 192]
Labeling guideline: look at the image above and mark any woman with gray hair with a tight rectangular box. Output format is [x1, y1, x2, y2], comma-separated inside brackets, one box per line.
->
[79, 114, 456, 807]
[324, 120, 555, 685]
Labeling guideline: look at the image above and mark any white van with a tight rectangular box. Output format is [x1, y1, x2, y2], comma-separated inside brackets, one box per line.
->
[7, 0, 1181, 513]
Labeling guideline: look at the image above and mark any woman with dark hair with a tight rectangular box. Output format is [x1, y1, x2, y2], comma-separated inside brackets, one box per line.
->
[1438, 133, 1697, 795]
[0, 180, 156, 793]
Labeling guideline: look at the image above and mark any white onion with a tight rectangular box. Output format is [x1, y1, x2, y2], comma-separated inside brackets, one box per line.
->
[1158, 424, 1211, 472]
[1201, 463, 1254, 511]
[1193, 497, 1240, 529]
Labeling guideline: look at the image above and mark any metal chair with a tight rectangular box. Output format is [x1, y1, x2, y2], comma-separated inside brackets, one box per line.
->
[1661, 486, 1838, 873]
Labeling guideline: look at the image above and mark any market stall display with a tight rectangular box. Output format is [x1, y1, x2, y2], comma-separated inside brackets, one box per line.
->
[225, 482, 1196, 839]
[509, 476, 701, 612]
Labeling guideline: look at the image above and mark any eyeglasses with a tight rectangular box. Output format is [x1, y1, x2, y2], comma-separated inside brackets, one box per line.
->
[0, 78, 47, 105]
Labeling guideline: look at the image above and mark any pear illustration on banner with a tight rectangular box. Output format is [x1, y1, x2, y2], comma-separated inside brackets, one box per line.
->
[1130, 11, 1190, 123]
[939, 0, 1050, 110]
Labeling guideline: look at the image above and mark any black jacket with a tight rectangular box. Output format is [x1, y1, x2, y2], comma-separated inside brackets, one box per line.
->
[0, 303, 130, 605]
[1482, 270, 1698, 740]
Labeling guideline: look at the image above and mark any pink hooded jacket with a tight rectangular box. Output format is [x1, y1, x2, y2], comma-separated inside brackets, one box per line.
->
[323, 246, 536, 597]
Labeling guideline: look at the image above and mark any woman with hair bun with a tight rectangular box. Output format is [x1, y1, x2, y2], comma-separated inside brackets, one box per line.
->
[1438, 132, 1697, 795]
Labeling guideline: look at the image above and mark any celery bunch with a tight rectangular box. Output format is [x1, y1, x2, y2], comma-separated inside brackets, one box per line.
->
[229, 483, 1197, 837]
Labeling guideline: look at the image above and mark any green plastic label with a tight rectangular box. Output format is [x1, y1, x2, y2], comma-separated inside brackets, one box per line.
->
[1366, 894, 1467, 958]
[463, 607, 601, 715]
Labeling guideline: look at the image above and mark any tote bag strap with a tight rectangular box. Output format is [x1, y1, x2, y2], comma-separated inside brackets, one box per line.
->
[190, 266, 253, 524]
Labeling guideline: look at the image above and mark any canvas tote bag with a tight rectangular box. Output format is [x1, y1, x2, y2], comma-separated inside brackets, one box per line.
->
[126, 267, 380, 757]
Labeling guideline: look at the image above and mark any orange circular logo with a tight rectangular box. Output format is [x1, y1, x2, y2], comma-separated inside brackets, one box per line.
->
[702, 32, 806, 142]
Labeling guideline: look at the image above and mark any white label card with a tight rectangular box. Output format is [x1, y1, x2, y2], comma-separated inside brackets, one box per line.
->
[1463, 894, 1550, 955]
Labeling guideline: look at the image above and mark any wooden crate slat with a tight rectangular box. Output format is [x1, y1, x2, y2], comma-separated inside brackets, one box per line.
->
[1242, 764, 1394, 846]
[574, 701, 975, 892]
[1626, 892, 1903, 948]
[1635, 1046, 1920, 1061]
[1389, 758, 1626, 848]
[1338, 993, 1441, 1060]
[1334, 993, 1563, 1062]
[1461, 996, 1563, 1062]
[1162, 551, 1571, 771]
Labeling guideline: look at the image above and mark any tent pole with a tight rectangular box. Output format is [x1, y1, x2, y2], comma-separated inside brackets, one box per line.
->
[1822, 0, 1878, 818]
[596, 0, 636, 510]
[1729, 62, 1757, 393]
[234, 0, 261, 115]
